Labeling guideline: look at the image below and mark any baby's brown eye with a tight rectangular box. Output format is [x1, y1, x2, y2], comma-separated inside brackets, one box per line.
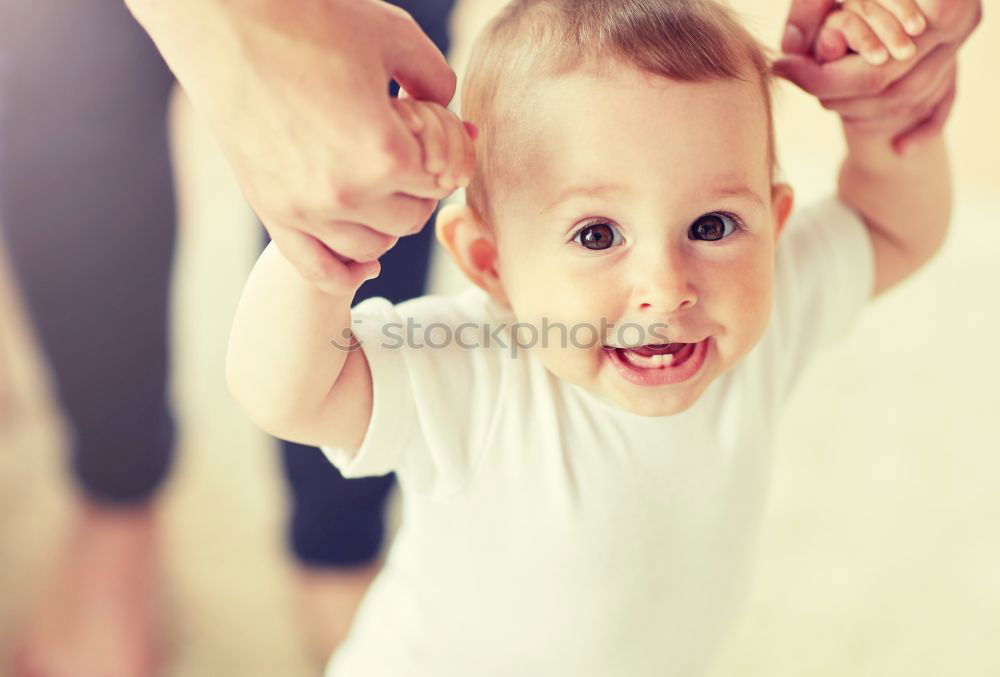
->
[689, 213, 740, 241]
[573, 222, 624, 251]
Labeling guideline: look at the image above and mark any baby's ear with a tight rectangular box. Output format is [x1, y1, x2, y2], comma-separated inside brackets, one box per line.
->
[435, 203, 509, 305]
[770, 182, 795, 242]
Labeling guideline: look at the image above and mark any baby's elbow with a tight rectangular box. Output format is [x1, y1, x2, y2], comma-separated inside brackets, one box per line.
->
[225, 364, 320, 443]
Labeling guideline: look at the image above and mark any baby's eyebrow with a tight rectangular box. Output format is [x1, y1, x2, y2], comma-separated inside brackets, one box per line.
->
[711, 185, 765, 209]
[542, 182, 764, 214]
[543, 183, 626, 214]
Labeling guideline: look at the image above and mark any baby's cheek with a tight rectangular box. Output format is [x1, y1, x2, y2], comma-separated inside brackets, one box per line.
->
[509, 277, 596, 331]
[735, 279, 774, 350]
[710, 260, 773, 346]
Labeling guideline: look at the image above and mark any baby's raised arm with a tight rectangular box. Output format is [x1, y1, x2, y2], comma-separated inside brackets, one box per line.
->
[776, 1, 973, 299]
[226, 242, 375, 448]
[225, 98, 475, 449]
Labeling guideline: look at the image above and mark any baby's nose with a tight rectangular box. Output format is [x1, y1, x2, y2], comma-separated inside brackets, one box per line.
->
[632, 251, 696, 315]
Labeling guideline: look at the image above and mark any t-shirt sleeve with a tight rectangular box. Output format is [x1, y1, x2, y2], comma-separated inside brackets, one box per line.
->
[320, 289, 506, 498]
[770, 193, 877, 402]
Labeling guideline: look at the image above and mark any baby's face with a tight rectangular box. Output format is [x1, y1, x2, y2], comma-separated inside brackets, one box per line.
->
[490, 65, 791, 416]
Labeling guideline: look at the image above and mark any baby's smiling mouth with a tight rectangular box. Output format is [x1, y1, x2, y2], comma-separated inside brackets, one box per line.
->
[601, 338, 709, 372]
[601, 337, 711, 387]
[610, 342, 688, 368]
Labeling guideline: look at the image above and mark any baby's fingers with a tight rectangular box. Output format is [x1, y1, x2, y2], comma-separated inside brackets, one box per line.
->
[814, 24, 849, 63]
[393, 97, 425, 135]
[840, 1, 920, 63]
[412, 102, 448, 176]
[858, 0, 927, 37]
[392, 97, 476, 195]
[435, 108, 476, 190]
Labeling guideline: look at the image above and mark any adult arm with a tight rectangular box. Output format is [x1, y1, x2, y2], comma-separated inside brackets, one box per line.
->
[126, 0, 459, 293]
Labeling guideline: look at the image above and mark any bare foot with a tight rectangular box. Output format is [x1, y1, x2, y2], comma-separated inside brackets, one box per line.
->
[293, 560, 382, 663]
[8, 500, 164, 677]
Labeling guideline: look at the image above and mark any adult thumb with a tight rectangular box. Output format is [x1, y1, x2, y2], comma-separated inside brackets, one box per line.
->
[387, 15, 457, 107]
[781, 0, 838, 55]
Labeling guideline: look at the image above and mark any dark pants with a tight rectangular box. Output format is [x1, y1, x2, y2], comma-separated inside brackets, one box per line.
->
[0, 0, 454, 567]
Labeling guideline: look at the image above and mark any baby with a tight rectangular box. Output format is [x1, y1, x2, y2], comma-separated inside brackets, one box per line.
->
[227, 0, 952, 675]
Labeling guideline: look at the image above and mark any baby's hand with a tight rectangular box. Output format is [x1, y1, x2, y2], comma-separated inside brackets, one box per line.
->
[813, 0, 929, 65]
[392, 95, 477, 194]
[295, 98, 476, 298]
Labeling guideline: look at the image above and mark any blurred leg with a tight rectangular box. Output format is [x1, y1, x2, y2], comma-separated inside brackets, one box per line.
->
[0, 2, 176, 676]
[280, 0, 455, 658]
[0, 0, 177, 504]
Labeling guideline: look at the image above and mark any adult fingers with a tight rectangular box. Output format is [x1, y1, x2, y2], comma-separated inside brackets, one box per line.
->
[893, 66, 958, 155]
[781, 0, 839, 55]
[384, 6, 457, 107]
[820, 44, 958, 118]
[270, 227, 378, 296]
[775, 9, 951, 99]
[310, 221, 399, 263]
[774, 49, 918, 99]
[330, 190, 438, 238]
[837, 58, 953, 134]
[815, 24, 850, 63]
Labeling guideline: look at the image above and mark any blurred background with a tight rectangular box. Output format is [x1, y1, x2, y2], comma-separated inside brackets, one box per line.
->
[0, 0, 997, 675]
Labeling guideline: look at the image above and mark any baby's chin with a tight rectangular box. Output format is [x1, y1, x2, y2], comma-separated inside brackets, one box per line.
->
[603, 384, 707, 417]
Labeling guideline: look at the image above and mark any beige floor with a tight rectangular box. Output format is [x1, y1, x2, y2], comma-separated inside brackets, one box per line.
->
[1, 2, 999, 676]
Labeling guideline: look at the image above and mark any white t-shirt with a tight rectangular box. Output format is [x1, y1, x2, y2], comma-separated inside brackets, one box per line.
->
[321, 195, 876, 677]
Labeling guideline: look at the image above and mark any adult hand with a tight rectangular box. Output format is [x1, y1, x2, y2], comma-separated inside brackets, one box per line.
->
[126, 0, 459, 293]
[775, 0, 982, 155]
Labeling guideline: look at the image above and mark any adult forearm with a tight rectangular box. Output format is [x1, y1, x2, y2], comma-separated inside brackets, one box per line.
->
[838, 123, 952, 258]
[226, 243, 356, 438]
[124, 0, 248, 117]
[124, 0, 229, 54]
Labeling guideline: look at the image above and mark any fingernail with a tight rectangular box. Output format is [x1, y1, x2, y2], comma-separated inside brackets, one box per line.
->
[866, 47, 889, 65]
[782, 24, 804, 54]
[904, 15, 926, 36]
[895, 41, 916, 60]
[365, 264, 381, 281]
